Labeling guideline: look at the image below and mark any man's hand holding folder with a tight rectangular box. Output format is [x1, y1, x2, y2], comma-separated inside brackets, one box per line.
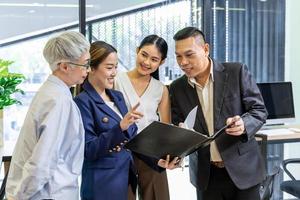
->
[225, 115, 246, 136]
[125, 106, 248, 161]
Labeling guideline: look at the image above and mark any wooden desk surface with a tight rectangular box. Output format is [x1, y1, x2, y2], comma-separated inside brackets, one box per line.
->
[257, 124, 300, 144]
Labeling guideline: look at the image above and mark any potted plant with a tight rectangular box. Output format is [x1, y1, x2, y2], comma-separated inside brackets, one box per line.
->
[0, 59, 25, 109]
[0, 58, 25, 151]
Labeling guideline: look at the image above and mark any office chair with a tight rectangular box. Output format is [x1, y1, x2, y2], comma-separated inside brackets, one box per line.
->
[280, 158, 300, 198]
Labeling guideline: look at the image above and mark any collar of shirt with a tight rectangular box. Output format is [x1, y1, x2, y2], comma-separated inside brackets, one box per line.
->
[47, 74, 73, 98]
[188, 58, 214, 88]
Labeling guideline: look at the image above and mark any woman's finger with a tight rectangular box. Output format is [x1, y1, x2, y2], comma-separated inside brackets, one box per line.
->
[130, 113, 143, 119]
[131, 102, 140, 111]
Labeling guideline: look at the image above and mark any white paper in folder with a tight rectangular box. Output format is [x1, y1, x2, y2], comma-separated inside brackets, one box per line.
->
[183, 106, 198, 130]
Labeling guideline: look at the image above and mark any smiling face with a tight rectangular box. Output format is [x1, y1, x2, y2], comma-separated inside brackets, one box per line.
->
[135, 44, 164, 76]
[89, 52, 118, 90]
[175, 36, 210, 79]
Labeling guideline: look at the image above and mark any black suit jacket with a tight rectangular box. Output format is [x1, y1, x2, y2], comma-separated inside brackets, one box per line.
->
[169, 59, 267, 190]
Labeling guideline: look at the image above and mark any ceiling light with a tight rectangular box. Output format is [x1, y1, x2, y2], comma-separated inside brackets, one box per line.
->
[0, 3, 43, 7]
[46, 4, 94, 8]
[28, 10, 36, 13]
[0, 3, 94, 8]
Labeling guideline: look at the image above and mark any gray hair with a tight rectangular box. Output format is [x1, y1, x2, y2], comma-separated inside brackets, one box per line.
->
[43, 31, 90, 71]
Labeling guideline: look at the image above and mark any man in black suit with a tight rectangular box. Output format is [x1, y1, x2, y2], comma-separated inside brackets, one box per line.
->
[169, 27, 267, 200]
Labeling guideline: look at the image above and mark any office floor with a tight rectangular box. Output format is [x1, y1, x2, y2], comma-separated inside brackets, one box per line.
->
[0, 159, 297, 200]
[167, 167, 197, 200]
[167, 167, 299, 200]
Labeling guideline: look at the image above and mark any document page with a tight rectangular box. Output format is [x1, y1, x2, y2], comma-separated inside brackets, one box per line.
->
[183, 106, 198, 130]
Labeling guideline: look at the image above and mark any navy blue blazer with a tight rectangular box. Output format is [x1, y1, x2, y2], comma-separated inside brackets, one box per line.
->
[170, 60, 267, 190]
[74, 80, 137, 200]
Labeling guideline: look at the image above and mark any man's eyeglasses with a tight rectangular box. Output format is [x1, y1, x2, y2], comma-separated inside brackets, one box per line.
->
[66, 60, 91, 70]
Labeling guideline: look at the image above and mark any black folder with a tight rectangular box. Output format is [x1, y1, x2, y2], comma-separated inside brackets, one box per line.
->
[124, 121, 231, 159]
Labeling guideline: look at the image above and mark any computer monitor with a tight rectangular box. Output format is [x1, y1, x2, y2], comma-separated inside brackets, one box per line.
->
[257, 82, 295, 125]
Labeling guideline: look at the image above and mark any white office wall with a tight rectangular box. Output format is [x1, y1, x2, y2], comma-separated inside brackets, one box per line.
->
[285, 0, 300, 124]
[284, 1, 300, 199]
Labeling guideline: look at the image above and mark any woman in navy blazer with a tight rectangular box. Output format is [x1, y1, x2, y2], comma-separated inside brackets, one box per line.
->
[74, 41, 143, 200]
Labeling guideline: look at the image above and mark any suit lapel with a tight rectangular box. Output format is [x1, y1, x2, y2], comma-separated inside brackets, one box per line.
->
[98, 102, 122, 122]
[107, 89, 127, 117]
[213, 60, 228, 127]
[82, 81, 122, 122]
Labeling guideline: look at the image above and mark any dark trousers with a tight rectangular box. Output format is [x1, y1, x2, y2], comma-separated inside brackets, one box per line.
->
[197, 164, 260, 200]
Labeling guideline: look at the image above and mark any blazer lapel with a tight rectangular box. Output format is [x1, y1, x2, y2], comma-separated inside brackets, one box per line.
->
[213, 60, 228, 127]
[106, 89, 127, 117]
[82, 81, 122, 122]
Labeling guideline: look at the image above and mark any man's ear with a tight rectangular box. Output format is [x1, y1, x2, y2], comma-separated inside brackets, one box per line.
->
[58, 62, 69, 72]
[204, 43, 210, 57]
[160, 59, 165, 65]
[136, 47, 140, 54]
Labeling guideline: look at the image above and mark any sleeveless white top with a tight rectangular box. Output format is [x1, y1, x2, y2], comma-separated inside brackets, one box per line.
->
[115, 72, 164, 133]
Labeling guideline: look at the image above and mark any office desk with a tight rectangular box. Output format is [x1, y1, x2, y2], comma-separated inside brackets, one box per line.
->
[258, 125, 300, 144]
[257, 124, 300, 200]
[267, 132, 300, 144]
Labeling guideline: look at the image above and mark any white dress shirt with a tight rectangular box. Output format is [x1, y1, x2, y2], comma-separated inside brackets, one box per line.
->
[188, 59, 222, 162]
[6, 75, 85, 200]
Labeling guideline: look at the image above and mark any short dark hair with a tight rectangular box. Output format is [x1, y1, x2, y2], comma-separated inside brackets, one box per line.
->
[173, 27, 206, 44]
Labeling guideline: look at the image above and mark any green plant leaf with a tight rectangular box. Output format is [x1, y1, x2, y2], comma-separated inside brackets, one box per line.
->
[0, 58, 25, 109]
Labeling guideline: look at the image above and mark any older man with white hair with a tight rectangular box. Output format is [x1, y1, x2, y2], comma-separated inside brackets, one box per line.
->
[6, 31, 90, 200]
